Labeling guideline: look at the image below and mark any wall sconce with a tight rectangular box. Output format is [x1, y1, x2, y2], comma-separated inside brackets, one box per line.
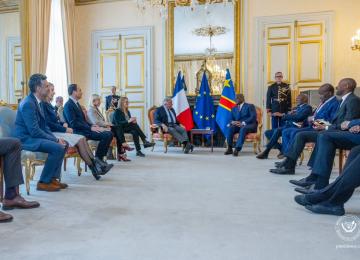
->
[351, 29, 360, 51]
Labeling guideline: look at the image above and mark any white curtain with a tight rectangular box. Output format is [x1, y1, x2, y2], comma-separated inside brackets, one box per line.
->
[46, 0, 68, 103]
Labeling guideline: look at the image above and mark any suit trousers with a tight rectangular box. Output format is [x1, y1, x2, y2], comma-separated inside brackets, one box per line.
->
[285, 130, 320, 162]
[167, 125, 189, 143]
[35, 139, 66, 183]
[271, 116, 284, 129]
[85, 130, 113, 159]
[123, 123, 147, 151]
[311, 131, 360, 181]
[227, 124, 257, 150]
[306, 145, 360, 205]
[0, 138, 24, 188]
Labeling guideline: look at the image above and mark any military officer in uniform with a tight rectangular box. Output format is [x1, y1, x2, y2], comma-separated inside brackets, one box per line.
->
[266, 72, 292, 129]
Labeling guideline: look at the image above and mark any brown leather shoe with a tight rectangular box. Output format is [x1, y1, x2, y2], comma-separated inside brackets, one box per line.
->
[52, 179, 68, 189]
[0, 211, 13, 223]
[2, 195, 40, 210]
[37, 182, 61, 192]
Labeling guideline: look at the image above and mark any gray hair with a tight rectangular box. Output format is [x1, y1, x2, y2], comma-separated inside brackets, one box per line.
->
[163, 97, 172, 104]
[89, 94, 101, 107]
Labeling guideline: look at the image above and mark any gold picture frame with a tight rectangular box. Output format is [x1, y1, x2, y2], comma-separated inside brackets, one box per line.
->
[165, 0, 244, 96]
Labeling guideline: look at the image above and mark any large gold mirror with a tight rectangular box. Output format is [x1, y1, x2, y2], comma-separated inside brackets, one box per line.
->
[165, 0, 243, 96]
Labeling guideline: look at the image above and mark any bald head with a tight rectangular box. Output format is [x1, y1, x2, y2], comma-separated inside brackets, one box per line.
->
[318, 83, 335, 102]
[336, 78, 357, 96]
[296, 93, 308, 106]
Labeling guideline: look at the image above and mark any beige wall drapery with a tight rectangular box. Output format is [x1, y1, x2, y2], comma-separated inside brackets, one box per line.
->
[61, 0, 75, 84]
[20, 0, 52, 96]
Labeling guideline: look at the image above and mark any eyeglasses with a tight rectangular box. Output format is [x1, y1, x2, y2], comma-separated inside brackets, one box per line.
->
[275, 75, 283, 78]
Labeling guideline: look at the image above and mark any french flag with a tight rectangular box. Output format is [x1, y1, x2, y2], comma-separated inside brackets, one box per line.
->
[172, 72, 194, 131]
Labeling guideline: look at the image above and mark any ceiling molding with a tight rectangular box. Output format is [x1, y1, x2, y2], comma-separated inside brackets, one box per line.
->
[0, 0, 19, 14]
[75, 0, 123, 6]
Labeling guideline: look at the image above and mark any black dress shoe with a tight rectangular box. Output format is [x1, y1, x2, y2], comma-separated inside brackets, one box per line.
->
[224, 149, 233, 155]
[294, 195, 313, 206]
[233, 150, 239, 157]
[294, 185, 316, 194]
[289, 178, 316, 187]
[143, 141, 155, 148]
[136, 151, 145, 157]
[305, 203, 345, 216]
[256, 150, 269, 159]
[270, 167, 295, 175]
[184, 143, 191, 154]
[274, 161, 285, 168]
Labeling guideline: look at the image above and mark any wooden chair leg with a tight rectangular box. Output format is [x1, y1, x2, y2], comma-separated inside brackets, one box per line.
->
[257, 141, 262, 153]
[25, 159, 31, 195]
[76, 157, 82, 176]
[164, 140, 168, 153]
[339, 149, 344, 174]
[253, 142, 257, 155]
[299, 152, 304, 166]
[151, 137, 155, 152]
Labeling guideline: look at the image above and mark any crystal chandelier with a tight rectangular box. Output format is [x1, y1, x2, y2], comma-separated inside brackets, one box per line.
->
[136, 0, 237, 19]
[351, 29, 360, 51]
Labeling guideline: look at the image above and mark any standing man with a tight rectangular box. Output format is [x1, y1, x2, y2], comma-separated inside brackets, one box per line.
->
[266, 72, 292, 129]
[0, 138, 40, 222]
[15, 74, 68, 192]
[224, 94, 258, 156]
[105, 86, 120, 111]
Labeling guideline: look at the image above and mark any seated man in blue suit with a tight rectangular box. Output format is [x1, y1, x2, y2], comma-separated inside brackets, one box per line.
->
[63, 84, 114, 170]
[257, 93, 313, 159]
[280, 84, 339, 155]
[15, 74, 68, 192]
[224, 94, 257, 156]
[291, 119, 360, 194]
[294, 144, 360, 216]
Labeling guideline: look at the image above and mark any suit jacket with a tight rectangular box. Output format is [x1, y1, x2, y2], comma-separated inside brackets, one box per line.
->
[314, 96, 340, 122]
[266, 82, 292, 113]
[154, 106, 179, 126]
[43, 102, 67, 133]
[14, 93, 57, 150]
[230, 103, 257, 126]
[87, 106, 107, 127]
[282, 103, 313, 127]
[63, 98, 92, 135]
[105, 95, 120, 111]
[112, 109, 131, 127]
[330, 93, 360, 129]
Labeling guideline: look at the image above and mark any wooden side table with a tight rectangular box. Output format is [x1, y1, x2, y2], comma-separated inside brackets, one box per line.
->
[190, 129, 214, 152]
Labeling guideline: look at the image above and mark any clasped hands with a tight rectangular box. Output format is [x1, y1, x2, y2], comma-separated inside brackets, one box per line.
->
[230, 121, 244, 127]
[342, 121, 360, 133]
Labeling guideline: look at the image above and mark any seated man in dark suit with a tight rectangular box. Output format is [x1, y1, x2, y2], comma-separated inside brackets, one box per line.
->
[294, 144, 360, 216]
[292, 119, 360, 194]
[273, 78, 360, 175]
[280, 84, 339, 155]
[105, 86, 120, 111]
[224, 94, 257, 156]
[256, 93, 313, 159]
[15, 74, 68, 192]
[154, 97, 193, 154]
[63, 84, 114, 171]
[0, 138, 40, 223]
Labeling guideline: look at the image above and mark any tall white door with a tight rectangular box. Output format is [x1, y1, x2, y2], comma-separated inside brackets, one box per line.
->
[256, 12, 333, 130]
[93, 27, 152, 132]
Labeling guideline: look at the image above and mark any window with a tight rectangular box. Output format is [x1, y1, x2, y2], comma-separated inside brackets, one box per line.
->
[46, 0, 68, 103]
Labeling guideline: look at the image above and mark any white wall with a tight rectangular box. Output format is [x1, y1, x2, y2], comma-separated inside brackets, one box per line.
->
[0, 12, 20, 102]
[74, 1, 163, 106]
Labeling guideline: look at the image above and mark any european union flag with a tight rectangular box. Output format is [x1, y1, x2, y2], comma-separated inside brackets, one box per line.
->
[216, 69, 236, 137]
[193, 73, 216, 131]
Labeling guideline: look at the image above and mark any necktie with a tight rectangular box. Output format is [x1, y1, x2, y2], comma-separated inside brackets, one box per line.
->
[168, 109, 175, 124]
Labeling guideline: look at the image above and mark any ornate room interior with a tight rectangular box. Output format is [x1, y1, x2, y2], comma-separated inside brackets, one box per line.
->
[0, 0, 360, 259]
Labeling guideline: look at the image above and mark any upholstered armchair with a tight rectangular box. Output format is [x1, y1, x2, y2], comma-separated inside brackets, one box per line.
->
[147, 106, 173, 153]
[232, 106, 263, 154]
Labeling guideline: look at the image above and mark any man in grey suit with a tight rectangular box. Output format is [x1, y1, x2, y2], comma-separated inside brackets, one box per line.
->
[0, 138, 40, 223]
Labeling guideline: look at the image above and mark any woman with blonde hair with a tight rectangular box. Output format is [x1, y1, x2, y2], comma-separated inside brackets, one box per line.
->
[88, 94, 134, 161]
[112, 96, 154, 157]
